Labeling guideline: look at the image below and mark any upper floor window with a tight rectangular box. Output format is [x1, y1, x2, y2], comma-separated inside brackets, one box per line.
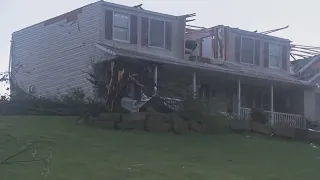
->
[149, 19, 165, 48]
[240, 37, 254, 64]
[269, 43, 282, 69]
[141, 17, 172, 50]
[113, 12, 130, 42]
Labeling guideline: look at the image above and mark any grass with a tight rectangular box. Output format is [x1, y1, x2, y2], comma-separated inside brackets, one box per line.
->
[0, 116, 319, 180]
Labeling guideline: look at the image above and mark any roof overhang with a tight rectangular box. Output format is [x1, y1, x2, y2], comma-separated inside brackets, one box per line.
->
[95, 42, 314, 88]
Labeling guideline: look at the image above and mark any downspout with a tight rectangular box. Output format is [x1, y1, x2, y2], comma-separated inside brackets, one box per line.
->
[8, 37, 14, 96]
[8, 37, 13, 79]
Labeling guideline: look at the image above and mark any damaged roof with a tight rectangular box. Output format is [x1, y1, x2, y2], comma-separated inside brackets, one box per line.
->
[291, 56, 315, 73]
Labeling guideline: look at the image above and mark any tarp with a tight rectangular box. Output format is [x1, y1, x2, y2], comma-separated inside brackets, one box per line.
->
[121, 94, 183, 112]
[121, 93, 151, 112]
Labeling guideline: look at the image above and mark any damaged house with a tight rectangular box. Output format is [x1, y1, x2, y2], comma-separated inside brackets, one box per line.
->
[292, 55, 320, 122]
[10, 1, 317, 126]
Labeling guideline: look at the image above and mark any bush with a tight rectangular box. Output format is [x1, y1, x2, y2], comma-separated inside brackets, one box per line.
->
[178, 94, 230, 132]
[179, 93, 210, 122]
[306, 119, 320, 130]
[250, 108, 268, 124]
[0, 87, 102, 116]
[201, 114, 230, 132]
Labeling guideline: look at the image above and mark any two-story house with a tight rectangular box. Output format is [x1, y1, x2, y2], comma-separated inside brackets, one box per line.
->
[10, 0, 316, 125]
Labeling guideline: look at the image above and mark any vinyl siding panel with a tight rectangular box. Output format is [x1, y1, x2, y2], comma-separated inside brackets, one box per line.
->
[11, 3, 103, 98]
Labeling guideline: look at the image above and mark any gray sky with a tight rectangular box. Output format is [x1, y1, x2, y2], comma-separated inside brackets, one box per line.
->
[0, 0, 319, 94]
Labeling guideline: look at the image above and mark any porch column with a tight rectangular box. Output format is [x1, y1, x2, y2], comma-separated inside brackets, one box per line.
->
[193, 72, 196, 98]
[237, 79, 241, 117]
[270, 84, 274, 124]
[153, 65, 158, 95]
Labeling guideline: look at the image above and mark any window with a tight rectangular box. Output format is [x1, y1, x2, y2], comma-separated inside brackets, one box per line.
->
[269, 43, 282, 68]
[240, 37, 254, 64]
[149, 19, 165, 48]
[113, 12, 130, 42]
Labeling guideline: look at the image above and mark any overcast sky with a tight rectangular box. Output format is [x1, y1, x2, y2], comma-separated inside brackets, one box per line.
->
[0, 0, 319, 94]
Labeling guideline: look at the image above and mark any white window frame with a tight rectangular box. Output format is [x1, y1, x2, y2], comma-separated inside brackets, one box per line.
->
[268, 43, 282, 69]
[148, 18, 166, 49]
[240, 36, 255, 65]
[112, 11, 130, 43]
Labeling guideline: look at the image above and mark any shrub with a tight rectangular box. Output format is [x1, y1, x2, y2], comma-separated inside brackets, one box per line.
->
[179, 93, 210, 122]
[306, 119, 320, 130]
[178, 93, 230, 132]
[200, 114, 230, 132]
[250, 108, 268, 124]
[0, 87, 101, 116]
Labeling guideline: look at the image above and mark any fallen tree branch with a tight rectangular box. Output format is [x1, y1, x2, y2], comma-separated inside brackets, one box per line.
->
[0, 141, 38, 165]
[3, 159, 42, 165]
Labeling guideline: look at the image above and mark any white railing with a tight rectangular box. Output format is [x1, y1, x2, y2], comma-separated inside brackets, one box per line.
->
[239, 107, 306, 128]
[239, 107, 251, 120]
[265, 111, 305, 128]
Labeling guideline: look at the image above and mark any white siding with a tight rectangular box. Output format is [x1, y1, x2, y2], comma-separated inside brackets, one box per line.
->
[11, 2, 103, 98]
[304, 89, 316, 121]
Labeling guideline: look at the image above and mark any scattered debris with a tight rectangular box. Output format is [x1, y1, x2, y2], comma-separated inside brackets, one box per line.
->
[310, 143, 318, 149]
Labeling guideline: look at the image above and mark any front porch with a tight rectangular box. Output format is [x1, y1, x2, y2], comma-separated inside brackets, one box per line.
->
[156, 64, 307, 128]
[93, 43, 309, 128]
[233, 80, 307, 128]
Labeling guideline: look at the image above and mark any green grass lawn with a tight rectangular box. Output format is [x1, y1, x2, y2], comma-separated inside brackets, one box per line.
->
[0, 116, 319, 180]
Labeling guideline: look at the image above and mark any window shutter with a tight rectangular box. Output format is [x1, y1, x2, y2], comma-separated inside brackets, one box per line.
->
[263, 42, 269, 67]
[254, 40, 260, 66]
[282, 45, 288, 70]
[213, 28, 219, 58]
[165, 21, 172, 50]
[141, 17, 149, 46]
[224, 27, 229, 61]
[105, 10, 113, 40]
[130, 15, 138, 44]
[235, 36, 241, 62]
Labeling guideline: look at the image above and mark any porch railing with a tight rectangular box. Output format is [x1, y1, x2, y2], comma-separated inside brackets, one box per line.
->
[265, 111, 305, 128]
[239, 107, 251, 121]
[239, 107, 306, 128]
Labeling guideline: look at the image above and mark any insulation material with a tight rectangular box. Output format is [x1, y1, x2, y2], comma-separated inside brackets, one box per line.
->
[202, 36, 213, 59]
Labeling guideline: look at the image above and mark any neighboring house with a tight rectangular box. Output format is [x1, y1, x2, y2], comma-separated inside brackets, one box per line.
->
[10, 1, 316, 126]
[292, 55, 320, 121]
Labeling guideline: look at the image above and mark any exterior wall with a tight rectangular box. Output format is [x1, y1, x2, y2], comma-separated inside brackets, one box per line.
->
[226, 28, 291, 73]
[100, 2, 186, 59]
[290, 90, 304, 115]
[315, 93, 320, 121]
[304, 89, 316, 121]
[208, 88, 230, 113]
[11, 2, 103, 98]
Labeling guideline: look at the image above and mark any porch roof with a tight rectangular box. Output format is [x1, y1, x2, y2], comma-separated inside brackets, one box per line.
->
[96, 42, 312, 87]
